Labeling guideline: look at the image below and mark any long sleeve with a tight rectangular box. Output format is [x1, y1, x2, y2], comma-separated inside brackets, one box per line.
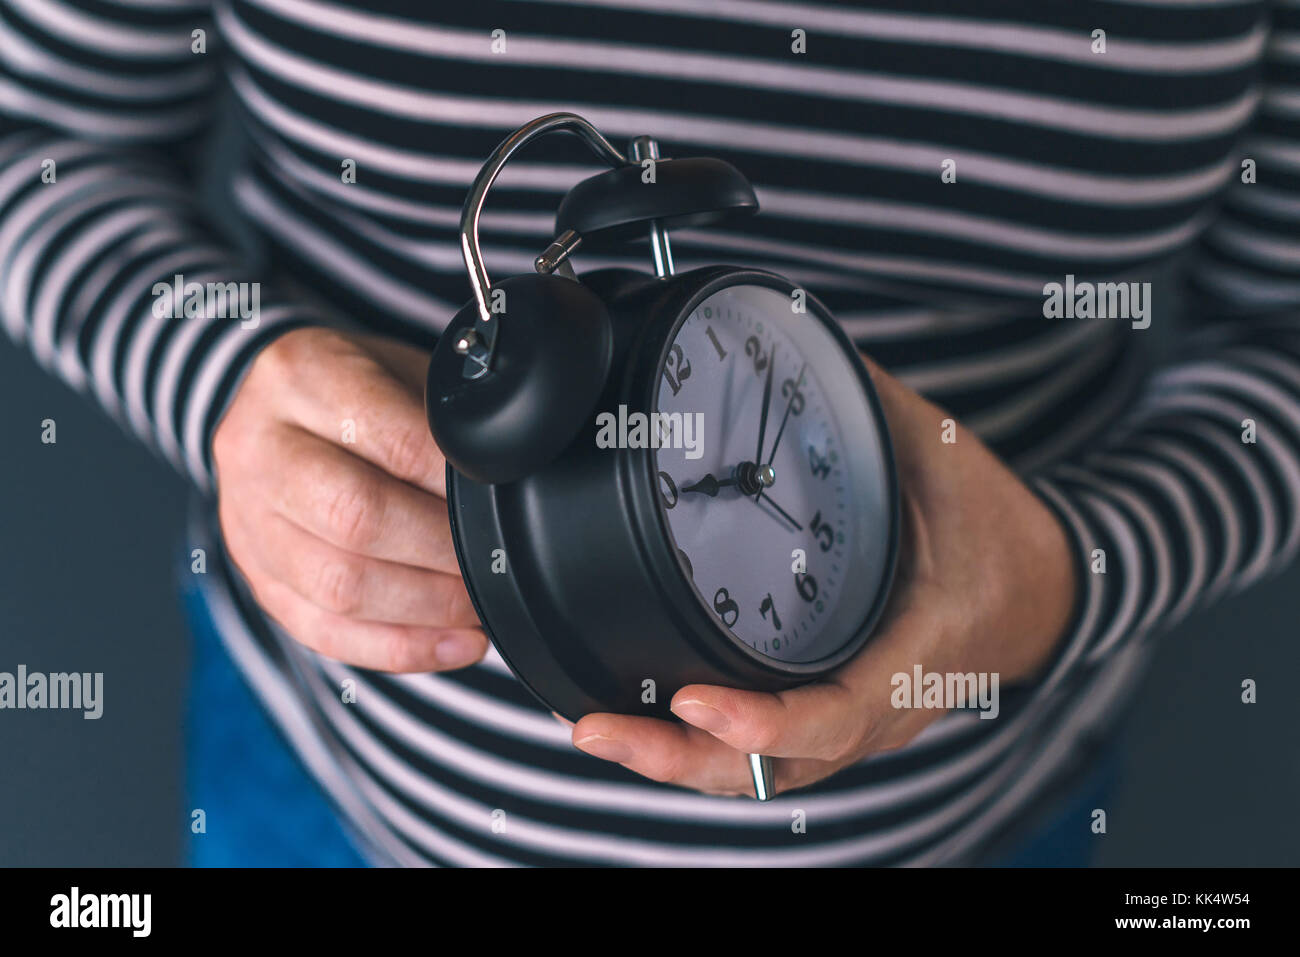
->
[0, 0, 321, 492]
[1030, 2, 1300, 678]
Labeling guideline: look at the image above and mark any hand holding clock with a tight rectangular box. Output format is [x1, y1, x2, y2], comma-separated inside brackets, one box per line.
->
[212, 329, 1075, 799]
[212, 328, 488, 673]
[570, 356, 1078, 796]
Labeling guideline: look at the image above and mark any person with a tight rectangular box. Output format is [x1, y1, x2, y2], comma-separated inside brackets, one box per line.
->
[2, 0, 1296, 867]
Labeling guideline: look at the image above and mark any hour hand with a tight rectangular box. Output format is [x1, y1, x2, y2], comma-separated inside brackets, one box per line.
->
[681, 473, 739, 497]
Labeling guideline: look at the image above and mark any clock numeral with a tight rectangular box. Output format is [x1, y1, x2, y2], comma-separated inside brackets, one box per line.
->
[809, 445, 831, 479]
[743, 335, 768, 375]
[809, 510, 833, 552]
[759, 592, 783, 631]
[713, 588, 740, 628]
[657, 471, 678, 509]
[795, 572, 818, 603]
[704, 325, 727, 360]
[781, 377, 805, 415]
[662, 343, 692, 396]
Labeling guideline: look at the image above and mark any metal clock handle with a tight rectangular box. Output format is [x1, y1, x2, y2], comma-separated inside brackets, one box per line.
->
[458, 112, 626, 370]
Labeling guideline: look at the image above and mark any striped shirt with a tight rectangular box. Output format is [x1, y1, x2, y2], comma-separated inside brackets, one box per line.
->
[2, 0, 1298, 865]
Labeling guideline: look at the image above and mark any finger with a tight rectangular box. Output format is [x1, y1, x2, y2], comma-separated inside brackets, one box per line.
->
[251, 577, 487, 673]
[570, 711, 857, 796]
[571, 713, 756, 796]
[220, 501, 485, 669]
[670, 602, 944, 761]
[278, 334, 446, 497]
[668, 682, 867, 763]
[240, 510, 479, 628]
[256, 425, 459, 572]
[360, 333, 434, 394]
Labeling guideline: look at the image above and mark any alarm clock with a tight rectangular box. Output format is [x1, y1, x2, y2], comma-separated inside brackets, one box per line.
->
[425, 113, 899, 800]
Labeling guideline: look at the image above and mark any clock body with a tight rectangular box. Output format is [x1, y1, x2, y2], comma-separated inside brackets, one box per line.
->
[445, 266, 899, 722]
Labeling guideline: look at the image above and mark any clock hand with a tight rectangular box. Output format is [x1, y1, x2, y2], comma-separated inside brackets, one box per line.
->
[682, 461, 773, 497]
[756, 492, 803, 532]
[756, 362, 808, 504]
[753, 341, 777, 468]
[680, 473, 740, 497]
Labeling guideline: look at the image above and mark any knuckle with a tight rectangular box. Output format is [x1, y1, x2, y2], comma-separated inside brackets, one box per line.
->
[876, 720, 922, 754]
[642, 765, 677, 785]
[380, 632, 426, 673]
[287, 607, 346, 662]
[383, 425, 432, 482]
[251, 329, 300, 381]
[300, 626, 343, 662]
[749, 721, 782, 756]
[253, 584, 316, 651]
[313, 556, 366, 616]
[821, 727, 862, 763]
[640, 752, 683, 785]
[212, 416, 256, 478]
[324, 477, 383, 549]
[833, 714, 876, 762]
[257, 327, 343, 391]
[438, 581, 470, 628]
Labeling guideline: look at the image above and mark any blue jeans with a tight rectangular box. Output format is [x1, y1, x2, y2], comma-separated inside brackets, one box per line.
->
[183, 586, 1118, 867]
[183, 585, 368, 867]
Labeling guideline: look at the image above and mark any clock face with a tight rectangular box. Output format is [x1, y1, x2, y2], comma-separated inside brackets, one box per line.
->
[651, 282, 895, 665]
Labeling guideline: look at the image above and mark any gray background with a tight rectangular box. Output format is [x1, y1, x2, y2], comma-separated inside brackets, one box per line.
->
[1, 324, 1297, 866]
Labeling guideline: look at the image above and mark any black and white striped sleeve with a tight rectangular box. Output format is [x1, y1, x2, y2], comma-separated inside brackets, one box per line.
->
[0, 0, 321, 492]
[1030, 1, 1300, 677]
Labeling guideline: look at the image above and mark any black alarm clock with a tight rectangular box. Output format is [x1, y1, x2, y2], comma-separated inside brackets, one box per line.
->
[425, 113, 899, 800]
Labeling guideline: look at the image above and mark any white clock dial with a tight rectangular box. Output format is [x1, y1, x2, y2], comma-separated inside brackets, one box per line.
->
[652, 283, 894, 665]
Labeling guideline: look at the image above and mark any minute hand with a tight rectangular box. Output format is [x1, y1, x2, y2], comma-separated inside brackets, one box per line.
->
[756, 362, 807, 503]
[753, 342, 776, 468]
